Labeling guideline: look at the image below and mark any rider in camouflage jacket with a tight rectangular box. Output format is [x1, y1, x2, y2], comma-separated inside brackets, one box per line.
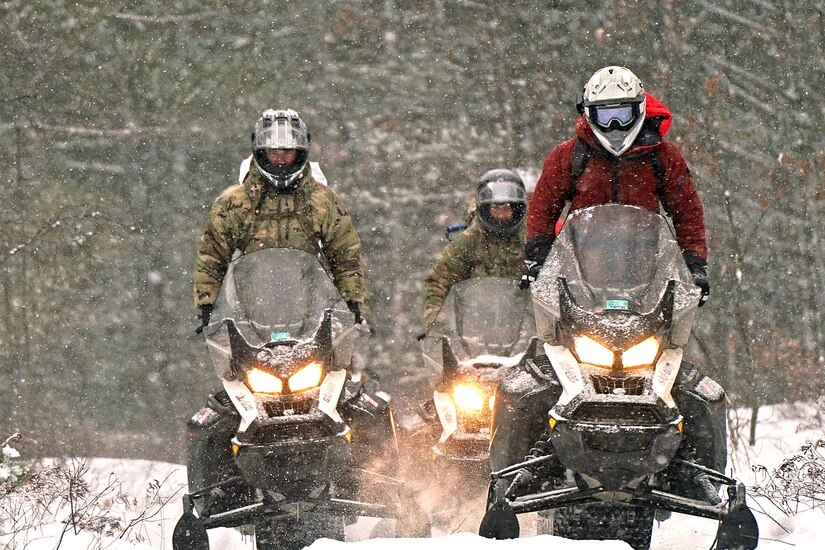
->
[423, 169, 527, 331]
[194, 109, 367, 327]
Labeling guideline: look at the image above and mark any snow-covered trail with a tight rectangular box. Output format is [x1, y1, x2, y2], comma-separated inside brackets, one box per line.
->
[2, 402, 823, 549]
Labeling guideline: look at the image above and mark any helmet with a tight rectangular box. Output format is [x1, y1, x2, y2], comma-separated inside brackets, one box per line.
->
[475, 169, 527, 237]
[251, 109, 310, 190]
[578, 66, 646, 156]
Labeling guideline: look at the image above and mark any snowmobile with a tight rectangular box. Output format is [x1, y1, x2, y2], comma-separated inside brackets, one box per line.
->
[479, 205, 759, 550]
[173, 248, 429, 550]
[408, 278, 534, 524]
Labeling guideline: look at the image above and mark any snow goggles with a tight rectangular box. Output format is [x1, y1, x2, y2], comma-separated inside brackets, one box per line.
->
[592, 102, 640, 130]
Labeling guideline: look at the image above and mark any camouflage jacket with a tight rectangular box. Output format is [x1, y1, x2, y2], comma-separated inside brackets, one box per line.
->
[423, 219, 525, 329]
[194, 163, 366, 309]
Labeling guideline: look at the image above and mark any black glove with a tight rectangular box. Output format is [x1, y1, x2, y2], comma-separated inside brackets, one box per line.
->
[520, 235, 554, 289]
[346, 300, 365, 325]
[416, 332, 427, 342]
[520, 260, 542, 290]
[684, 252, 710, 307]
[195, 304, 213, 334]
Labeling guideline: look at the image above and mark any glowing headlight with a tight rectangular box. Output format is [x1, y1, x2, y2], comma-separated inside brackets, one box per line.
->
[288, 362, 324, 392]
[452, 384, 485, 411]
[574, 335, 614, 367]
[621, 337, 659, 368]
[246, 368, 283, 394]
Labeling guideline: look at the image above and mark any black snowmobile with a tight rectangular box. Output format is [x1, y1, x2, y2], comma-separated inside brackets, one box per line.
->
[408, 278, 534, 523]
[173, 248, 429, 550]
[479, 205, 759, 550]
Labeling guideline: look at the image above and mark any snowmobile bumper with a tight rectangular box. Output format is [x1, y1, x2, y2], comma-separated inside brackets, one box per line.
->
[479, 459, 758, 548]
[173, 472, 408, 550]
[432, 431, 490, 464]
[233, 432, 349, 491]
[548, 412, 683, 490]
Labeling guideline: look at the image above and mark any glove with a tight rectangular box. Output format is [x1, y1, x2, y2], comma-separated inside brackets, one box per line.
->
[684, 252, 710, 307]
[520, 260, 542, 290]
[195, 304, 213, 334]
[346, 300, 363, 324]
[520, 235, 554, 289]
[416, 332, 427, 342]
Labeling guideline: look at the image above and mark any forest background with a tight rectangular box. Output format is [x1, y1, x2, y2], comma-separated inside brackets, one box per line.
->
[2, 0, 823, 462]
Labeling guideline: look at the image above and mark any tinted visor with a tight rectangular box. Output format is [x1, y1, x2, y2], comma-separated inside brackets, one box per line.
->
[593, 103, 639, 130]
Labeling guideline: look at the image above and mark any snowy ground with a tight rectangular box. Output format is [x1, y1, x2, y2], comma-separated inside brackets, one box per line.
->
[2, 402, 824, 549]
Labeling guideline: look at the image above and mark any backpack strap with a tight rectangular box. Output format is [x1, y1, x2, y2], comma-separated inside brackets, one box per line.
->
[570, 137, 594, 185]
[649, 148, 665, 197]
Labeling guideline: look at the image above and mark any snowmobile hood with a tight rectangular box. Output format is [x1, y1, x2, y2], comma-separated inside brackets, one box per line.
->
[559, 277, 674, 350]
[575, 92, 673, 155]
[226, 313, 332, 381]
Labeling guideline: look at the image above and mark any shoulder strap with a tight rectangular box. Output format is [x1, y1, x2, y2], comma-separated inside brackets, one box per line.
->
[571, 138, 594, 184]
[649, 148, 665, 196]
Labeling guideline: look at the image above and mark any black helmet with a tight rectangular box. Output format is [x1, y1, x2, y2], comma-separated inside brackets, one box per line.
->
[476, 169, 527, 237]
[251, 108, 310, 190]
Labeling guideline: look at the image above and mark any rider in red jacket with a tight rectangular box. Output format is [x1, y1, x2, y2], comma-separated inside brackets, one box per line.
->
[522, 66, 710, 305]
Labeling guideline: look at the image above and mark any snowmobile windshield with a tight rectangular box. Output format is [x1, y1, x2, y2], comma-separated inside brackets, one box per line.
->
[532, 204, 701, 347]
[422, 277, 534, 378]
[204, 248, 354, 379]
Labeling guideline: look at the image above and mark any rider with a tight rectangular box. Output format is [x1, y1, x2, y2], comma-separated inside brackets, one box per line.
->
[190, 110, 398, 483]
[194, 108, 368, 331]
[422, 169, 527, 333]
[496, 67, 724, 501]
[520, 66, 710, 307]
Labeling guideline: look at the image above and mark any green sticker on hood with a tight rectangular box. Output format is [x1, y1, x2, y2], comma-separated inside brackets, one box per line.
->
[605, 299, 629, 311]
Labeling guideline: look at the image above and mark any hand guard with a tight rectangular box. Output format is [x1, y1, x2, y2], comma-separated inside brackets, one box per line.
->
[195, 304, 213, 334]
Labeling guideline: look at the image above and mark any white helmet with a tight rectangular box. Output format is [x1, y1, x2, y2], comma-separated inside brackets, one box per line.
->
[251, 109, 310, 190]
[579, 66, 646, 156]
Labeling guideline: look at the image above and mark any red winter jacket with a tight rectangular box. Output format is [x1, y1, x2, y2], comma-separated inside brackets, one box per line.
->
[527, 93, 707, 261]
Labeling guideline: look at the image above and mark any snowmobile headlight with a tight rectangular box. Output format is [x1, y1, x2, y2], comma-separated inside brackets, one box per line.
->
[288, 362, 324, 392]
[452, 384, 485, 412]
[621, 337, 659, 368]
[574, 335, 614, 367]
[246, 368, 284, 394]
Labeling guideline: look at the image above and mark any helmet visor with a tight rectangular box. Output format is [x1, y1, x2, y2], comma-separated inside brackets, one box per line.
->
[477, 180, 527, 206]
[253, 118, 309, 150]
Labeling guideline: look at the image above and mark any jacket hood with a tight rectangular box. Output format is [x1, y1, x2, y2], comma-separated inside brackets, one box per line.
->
[576, 92, 673, 154]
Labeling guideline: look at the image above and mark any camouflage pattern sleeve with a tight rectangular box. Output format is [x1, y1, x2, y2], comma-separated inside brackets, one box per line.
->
[423, 234, 475, 330]
[193, 187, 248, 307]
[314, 186, 367, 307]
